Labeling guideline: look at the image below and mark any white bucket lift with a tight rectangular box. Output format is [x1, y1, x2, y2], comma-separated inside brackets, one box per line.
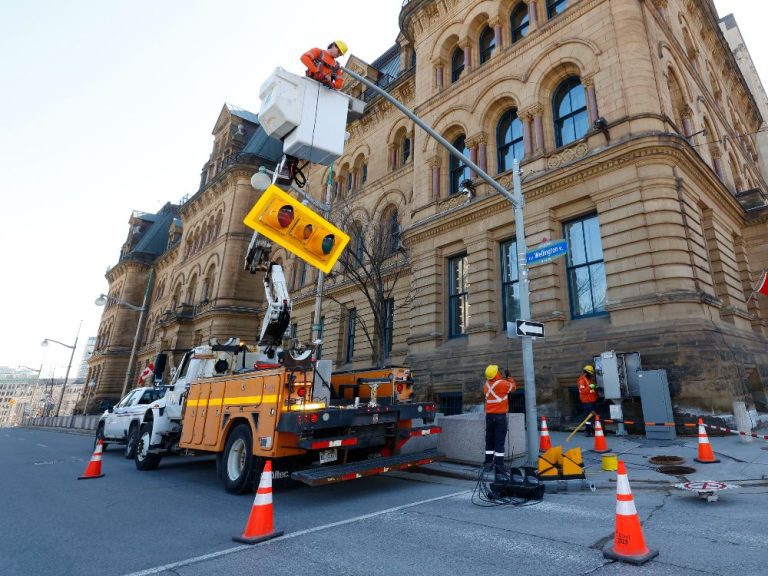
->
[258, 67, 365, 166]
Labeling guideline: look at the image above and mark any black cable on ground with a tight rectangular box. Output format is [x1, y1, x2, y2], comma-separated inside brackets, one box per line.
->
[470, 464, 543, 508]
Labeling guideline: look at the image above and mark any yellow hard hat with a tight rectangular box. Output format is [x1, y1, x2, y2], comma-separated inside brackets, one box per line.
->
[333, 40, 348, 55]
[485, 365, 499, 379]
[583, 365, 595, 375]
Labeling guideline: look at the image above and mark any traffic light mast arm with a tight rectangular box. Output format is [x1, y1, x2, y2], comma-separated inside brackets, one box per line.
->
[340, 64, 539, 467]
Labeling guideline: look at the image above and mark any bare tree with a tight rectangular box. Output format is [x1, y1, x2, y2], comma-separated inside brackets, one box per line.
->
[323, 198, 414, 368]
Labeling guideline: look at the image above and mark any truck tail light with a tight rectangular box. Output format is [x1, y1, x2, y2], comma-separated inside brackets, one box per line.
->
[310, 413, 319, 423]
[396, 383, 404, 394]
[297, 387, 306, 398]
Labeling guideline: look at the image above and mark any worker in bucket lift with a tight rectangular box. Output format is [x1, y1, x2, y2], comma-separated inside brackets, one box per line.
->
[484, 365, 517, 480]
[578, 365, 598, 436]
[301, 40, 348, 90]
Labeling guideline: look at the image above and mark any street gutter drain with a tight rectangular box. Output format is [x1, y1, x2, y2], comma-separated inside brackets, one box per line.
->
[648, 455, 685, 465]
[657, 465, 696, 475]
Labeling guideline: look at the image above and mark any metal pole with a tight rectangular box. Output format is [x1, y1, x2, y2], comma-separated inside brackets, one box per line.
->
[341, 65, 539, 465]
[54, 321, 82, 417]
[120, 270, 154, 399]
[310, 167, 334, 353]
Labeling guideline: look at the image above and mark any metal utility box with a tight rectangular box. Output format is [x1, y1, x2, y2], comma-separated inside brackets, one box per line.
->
[638, 370, 676, 440]
[593, 351, 641, 399]
[258, 67, 365, 166]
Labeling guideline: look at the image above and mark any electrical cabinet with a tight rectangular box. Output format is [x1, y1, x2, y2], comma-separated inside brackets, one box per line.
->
[638, 370, 676, 440]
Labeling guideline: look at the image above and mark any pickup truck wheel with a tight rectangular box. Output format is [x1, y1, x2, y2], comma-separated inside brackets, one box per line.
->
[135, 423, 161, 471]
[124, 423, 139, 459]
[95, 424, 108, 452]
[222, 424, 261, 494]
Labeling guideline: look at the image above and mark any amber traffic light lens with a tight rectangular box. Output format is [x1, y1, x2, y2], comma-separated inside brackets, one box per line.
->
[277, 206, 294, 228]
[321, 234, 335, 255]
[302, 224, 313, 240]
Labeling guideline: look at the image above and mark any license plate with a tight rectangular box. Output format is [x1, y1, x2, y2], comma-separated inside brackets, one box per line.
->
[319, 448, 337, 464]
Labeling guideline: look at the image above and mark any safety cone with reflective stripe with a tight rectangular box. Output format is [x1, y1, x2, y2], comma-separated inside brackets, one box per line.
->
[593, 415, 610, 453]
[694, 418, 720, 464]
[78, 438, 105, 479]
[539, 416, 552, 452]
[233, 460, 284, 544]
[603, 460, 658, 565]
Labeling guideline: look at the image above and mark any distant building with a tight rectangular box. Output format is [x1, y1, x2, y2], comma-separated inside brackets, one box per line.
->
[76, 337, 95, 380]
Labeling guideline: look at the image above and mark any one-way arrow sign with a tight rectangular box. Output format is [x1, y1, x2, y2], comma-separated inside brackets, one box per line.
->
[515, 320, 544, 338]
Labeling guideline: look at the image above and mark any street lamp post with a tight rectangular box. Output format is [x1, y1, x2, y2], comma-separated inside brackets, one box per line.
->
[42, 321, 82, 418]
[95, 270, 153, 400]
[83, 380, 97, 415]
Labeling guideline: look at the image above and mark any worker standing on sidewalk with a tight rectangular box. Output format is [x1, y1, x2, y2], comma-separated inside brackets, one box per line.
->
[301, 40, 348, 90]
[484, 365, 517, 480]
[578, 365, 598, 437]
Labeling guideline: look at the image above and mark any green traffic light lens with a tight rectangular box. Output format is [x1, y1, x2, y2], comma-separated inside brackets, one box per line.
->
[277, 206, 294, 228]
[321, 234, 335, 255]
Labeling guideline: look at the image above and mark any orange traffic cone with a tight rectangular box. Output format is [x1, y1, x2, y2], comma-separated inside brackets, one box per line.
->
[694, 418, 720, 464]
[603, 460, 658, 565]
[592, 415, 610, 453]
[78, 438, 105, 479]
[539, 416, 552, 452]
[233, 460, 284, 544]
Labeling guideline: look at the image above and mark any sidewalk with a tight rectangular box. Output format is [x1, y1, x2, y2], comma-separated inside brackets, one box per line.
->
[417, 429, 768, 488]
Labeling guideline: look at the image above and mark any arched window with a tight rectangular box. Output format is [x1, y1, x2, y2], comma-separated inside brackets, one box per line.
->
[387, 210, 401, 255]
[553, 76, 588, 147]
[510, 3, 529, 44]
[497, 109, 524, 172]
[547, 0, 567, 19]
[479, 27, 495, 64]
[449, 135, 471, 194]
[451, 47, 465, 83]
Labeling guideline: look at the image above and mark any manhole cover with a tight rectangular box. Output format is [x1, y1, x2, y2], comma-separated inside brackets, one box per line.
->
[648, 455, 685, 465]
[657, 465, 696, 475]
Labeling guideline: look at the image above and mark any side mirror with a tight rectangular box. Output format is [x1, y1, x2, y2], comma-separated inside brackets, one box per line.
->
[107, 406, 114, 413]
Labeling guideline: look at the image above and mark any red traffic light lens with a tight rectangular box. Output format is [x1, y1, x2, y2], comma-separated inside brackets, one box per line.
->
[277, 206, 294, 228]
[321, 234, 335, 255]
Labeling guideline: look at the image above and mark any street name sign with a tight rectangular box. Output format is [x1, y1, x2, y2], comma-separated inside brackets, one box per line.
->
[526, 239, 568, 265]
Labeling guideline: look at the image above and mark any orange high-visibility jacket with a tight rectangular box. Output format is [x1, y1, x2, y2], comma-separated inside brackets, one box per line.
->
[578, 373, 598, 403]
[301, 47, 344, 89]
[484, 374, 517, 414]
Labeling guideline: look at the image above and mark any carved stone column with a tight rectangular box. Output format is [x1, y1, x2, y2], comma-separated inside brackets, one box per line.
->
[531, 103, 545, 154]
[428, 156, 442, 200]
[490, 17, 502, 52]
[466, 136, 478, 179]
[433, 59, 444, 90]
[519, 110, 534, 157]
[681, 106, 693, 138]
[582, 74, 599, 124]
[710, 146, 724, 180]
[529, 0, 539, 31]
[389, 144, 397, 171]
[652, 0, 668, 20]
[459, 38, 471, 72]
[477, 135, 488, 174]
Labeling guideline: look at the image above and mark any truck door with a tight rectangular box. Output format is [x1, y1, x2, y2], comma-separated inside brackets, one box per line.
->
[105, 390, 137, 439]
[203, 381, 225, 447]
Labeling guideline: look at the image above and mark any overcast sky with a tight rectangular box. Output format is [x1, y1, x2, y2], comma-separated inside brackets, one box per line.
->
[0, 0, 764, 377]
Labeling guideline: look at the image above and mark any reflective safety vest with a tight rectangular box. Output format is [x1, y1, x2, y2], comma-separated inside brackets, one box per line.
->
[300, 47, 344, 90]
[484, 375, 516, 414]
[578, 374, 598, 403]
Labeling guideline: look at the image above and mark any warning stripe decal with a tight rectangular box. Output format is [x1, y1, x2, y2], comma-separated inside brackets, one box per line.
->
[186, 394, 279, 407]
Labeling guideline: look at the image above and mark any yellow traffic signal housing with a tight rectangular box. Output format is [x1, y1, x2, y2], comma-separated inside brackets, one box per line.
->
[243, 184, 350, 273]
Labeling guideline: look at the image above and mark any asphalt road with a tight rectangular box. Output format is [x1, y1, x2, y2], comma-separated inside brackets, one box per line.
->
[2, 427, 767, 576]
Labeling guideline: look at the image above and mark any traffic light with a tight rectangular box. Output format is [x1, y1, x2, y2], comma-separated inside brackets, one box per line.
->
[243, 184, 350, 273]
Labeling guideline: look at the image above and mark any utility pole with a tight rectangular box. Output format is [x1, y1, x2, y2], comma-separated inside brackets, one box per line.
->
[342, 65, 540, 466]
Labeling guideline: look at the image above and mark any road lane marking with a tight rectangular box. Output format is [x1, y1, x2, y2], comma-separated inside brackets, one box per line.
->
[36, 443, 49, 448]
[121, 489, 470, 576]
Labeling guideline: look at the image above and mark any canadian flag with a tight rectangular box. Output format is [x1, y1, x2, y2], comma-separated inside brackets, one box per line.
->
[137, 363, 155, 385]
[758, 272, 768, 298]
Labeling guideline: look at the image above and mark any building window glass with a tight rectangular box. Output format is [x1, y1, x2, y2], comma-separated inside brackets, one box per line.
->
[449, 135, 471, 195]
[479, 26, 495, 64]
[448, 254, 470, 337]
[362, 164, 368, 183]
[547, 0, 568, 19]
[451, 47, 464, 83]
[383, 299, 394, 355]
[353, 224, 365, 263]
[346, 173, 353, 192]
[387, 211, 401, 255]
[497, 109, 524, 172]
[553, 76, 588, 148]
[299, 261, 307, 287]
[345, 308, 356, 364]
[402, 137, 411, 164]
[500, 239, 520, 325]
[510, 3, 529, 43]
[564, 214, 607, 318]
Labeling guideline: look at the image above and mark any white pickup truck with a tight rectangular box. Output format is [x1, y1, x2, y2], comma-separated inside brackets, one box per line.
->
[95, 387, 166, 459]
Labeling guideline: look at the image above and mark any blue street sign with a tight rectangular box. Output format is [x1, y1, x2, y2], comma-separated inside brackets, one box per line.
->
[526, 239, 568, 265]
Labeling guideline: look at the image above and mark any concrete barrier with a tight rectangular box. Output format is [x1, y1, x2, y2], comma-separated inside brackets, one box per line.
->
[437, 412, 526, 464]
[22, 415, 100, 432]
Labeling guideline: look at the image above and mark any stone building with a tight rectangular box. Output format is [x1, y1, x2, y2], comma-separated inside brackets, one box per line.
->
[85, 104, 282, 411]
[286, 0, 768, 422]
[90, 0, 768, 424]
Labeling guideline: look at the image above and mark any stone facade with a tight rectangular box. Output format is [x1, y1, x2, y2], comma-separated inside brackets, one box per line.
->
[287, 0, 768, 421]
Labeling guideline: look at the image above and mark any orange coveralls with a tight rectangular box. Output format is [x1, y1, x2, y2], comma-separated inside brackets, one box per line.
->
[301, 47, 344, 89]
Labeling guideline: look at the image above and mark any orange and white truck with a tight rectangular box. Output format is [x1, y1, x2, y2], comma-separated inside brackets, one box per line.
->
[133, 343, 442, 493]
